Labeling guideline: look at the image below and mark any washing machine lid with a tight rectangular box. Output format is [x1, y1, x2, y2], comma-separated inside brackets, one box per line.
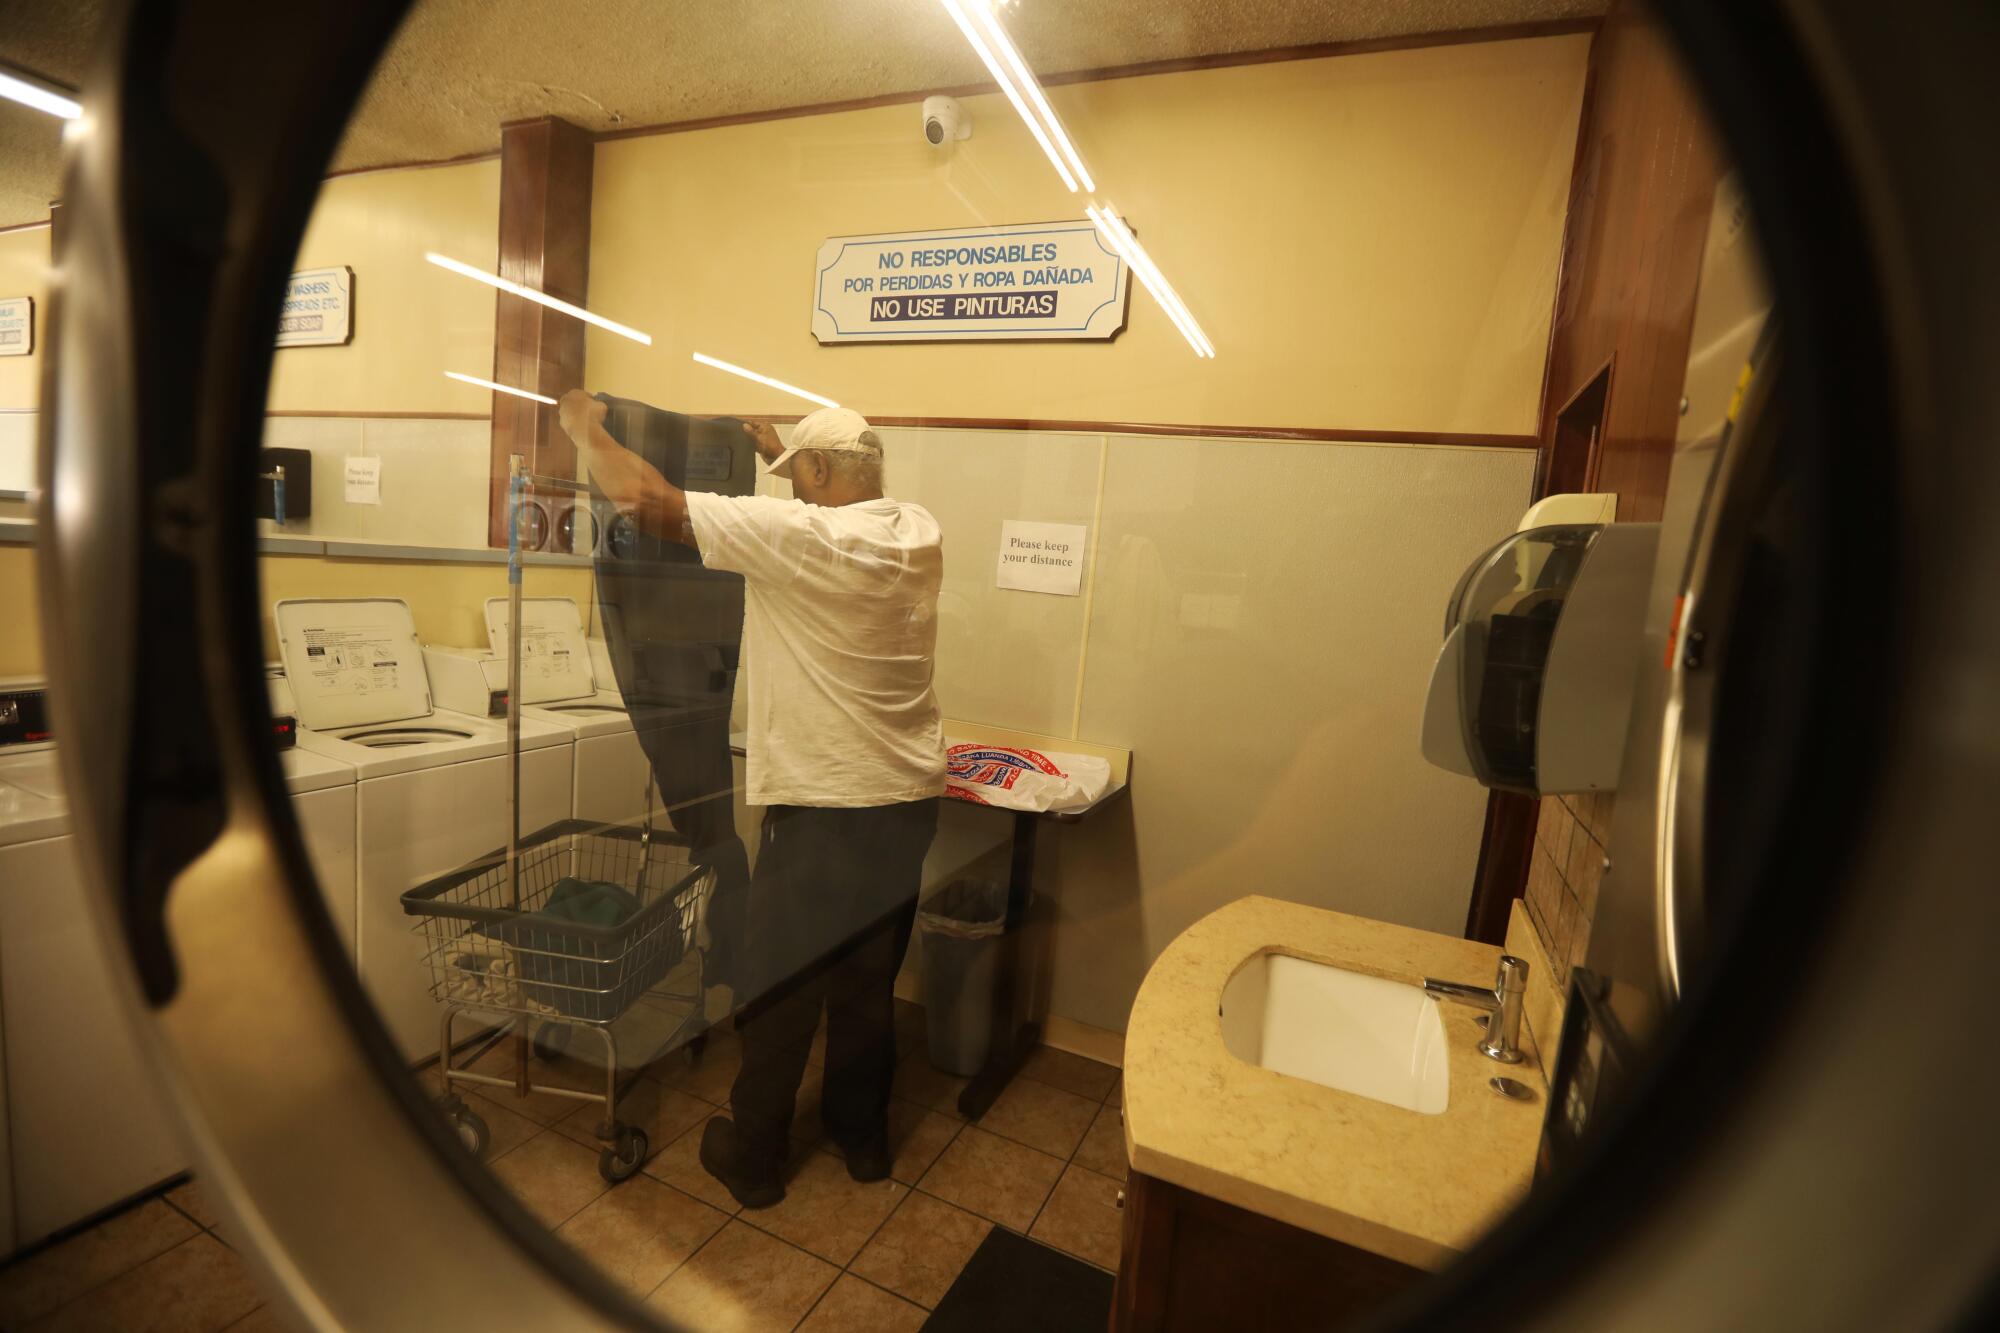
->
[0, 767, 68, 844]
[273, 598, 435, 732]
[280, 746, 356, 795]
[0, 749, 66, 803]
[483, 596, 596, 704]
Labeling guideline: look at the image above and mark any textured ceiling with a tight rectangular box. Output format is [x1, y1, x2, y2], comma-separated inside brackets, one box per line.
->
[0, 0, 1603, 227]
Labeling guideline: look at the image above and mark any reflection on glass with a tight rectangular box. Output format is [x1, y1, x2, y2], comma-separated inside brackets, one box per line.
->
[689, 352, 840, 409]
[443, 369, 555, 404]
[939, 0, 1096, 192]
[425, 251, 654, 344]
[1085, 204, 1215, 357]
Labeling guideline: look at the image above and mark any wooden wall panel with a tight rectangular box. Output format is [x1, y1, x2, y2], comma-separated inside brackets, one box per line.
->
[1466, 0, 1723, 942]
[487, 117, 593, 548]
[1541, 0, 1721, 522]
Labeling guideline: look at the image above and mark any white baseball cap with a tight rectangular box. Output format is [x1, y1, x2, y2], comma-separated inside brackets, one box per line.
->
[766, 407, 883, 479]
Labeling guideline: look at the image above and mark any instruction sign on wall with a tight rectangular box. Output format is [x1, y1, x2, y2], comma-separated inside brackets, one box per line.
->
[814, 220, 1128, 343]
[996, 520, 1088, 596]
[277, 267, 354, 347]
[344, 455, 382, 506]
[0, 296, 31, 356]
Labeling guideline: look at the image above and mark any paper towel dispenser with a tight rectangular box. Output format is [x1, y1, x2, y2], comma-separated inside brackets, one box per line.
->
[1421, 521, 1659, 795]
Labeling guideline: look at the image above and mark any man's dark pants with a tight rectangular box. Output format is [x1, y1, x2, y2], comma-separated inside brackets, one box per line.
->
[729, 797, 940, 1172]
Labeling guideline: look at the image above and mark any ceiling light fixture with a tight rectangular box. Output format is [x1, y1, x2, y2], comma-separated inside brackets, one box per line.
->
[1086, 205, 1215, 358]
[444, 370, 556, 405]
[424, 253, 653, 345]
[691, 352, 840, 409]
[938, 0, 1084, 192]
[0, 65, 81, 121]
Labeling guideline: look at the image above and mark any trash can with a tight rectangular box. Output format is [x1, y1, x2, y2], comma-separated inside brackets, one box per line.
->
[918, 878, 1009, 1076]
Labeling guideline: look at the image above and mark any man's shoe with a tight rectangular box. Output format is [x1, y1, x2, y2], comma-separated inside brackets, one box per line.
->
[836, 1130, 892, 1184]
[698, 1117, 785, 1209]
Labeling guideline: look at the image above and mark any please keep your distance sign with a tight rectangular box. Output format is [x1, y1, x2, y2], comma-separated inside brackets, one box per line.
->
[997, 520, 1087, 596]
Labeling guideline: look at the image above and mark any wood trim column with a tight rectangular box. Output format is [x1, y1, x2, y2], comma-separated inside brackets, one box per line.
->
[1462, 0, 1722, 943]
[486, 116, 593, 548]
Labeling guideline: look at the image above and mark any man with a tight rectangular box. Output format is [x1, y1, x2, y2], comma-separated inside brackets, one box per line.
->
[559, 391, 944, 1207]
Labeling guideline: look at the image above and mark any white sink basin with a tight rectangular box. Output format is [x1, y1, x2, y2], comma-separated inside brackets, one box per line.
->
[1219, 953, 1450, 1114]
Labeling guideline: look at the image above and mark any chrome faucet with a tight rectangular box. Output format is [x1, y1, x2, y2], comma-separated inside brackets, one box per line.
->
[1423, 956, 1528, 1064]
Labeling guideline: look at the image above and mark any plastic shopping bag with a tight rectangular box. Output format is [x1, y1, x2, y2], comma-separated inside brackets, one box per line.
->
[943, 742, 1113, 813]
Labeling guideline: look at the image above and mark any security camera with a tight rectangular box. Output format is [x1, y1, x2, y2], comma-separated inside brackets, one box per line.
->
[922, 96, 971, 146]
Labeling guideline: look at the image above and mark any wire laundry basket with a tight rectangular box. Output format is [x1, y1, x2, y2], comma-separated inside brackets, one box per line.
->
[401, 818, 717, 1182]
[402, 819, 712, 1026]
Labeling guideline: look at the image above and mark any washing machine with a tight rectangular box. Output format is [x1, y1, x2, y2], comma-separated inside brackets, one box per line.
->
[273, 599, 575, 1062]
[422, 628, 648, 824]
[268, 670, 362, 953]
[483, 595, 651, 825]
[0, 681, 186, 1251]
[0, 677, 363, 1253]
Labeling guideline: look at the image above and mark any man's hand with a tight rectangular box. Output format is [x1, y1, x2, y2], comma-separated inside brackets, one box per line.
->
[558, 389, 608, 444]
[556, 388, 695, 547]
[742, 419, 784, 463]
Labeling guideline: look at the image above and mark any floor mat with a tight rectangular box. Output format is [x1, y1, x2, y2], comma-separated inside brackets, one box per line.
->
[921, 1227, 1115, 1332]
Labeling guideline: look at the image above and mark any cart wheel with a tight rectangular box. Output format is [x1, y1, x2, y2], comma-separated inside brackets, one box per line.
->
[532, 1022, 571, 1064]
[597, 1126, 648, 1183]
[452, 1107, 490, 1158]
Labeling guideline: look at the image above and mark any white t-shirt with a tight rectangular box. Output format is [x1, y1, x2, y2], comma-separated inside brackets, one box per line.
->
[683, 491, 946, 808]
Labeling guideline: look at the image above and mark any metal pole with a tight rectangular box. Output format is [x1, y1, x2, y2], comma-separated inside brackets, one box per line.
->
[507, 454, 530, 1093]
[506, 454, 526, 909]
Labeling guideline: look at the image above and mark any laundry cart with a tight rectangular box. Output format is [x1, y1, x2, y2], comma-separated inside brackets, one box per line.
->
[402, 818, 715, 1183]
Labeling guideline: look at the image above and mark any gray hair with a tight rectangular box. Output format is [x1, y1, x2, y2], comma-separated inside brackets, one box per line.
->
[797, 447, 884, 492]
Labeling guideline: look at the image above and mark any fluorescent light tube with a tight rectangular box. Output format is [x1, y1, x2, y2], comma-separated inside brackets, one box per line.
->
[691, 352, 840, 409]
[1087, 206, 1215, 358]
[0, 68, 80, 121]
[938, 0, 1079, 193]
[444, 371, 557, 405]
[967, 2, 1094, 192]
[425, 253, 653, 346]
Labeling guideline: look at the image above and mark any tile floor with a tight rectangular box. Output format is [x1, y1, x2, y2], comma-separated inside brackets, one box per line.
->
[0, 1004, 1127, 1332]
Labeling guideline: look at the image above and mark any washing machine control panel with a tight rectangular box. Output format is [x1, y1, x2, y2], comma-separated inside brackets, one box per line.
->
[0, 685, 52, 748]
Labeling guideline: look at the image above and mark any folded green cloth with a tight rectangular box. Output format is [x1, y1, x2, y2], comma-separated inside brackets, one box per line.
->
[534, 877, 641, 929]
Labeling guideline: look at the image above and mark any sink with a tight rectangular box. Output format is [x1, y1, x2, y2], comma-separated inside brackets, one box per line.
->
[1219, 953, 1450, 1114]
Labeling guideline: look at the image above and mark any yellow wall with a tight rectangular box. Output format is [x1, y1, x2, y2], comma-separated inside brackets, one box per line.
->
[0, 230, 38, 677]
[0, 162, 497, 415]
[0, 226, 49, 408]
[0, 545, 42, 678]
[587, 36, 1588, 434]
[0, 225, 50, 411]
[258, 555, 595, 657]
[265, 160, 502, 415]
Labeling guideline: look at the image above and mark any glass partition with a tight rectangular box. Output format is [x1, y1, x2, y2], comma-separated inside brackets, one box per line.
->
[255, 3, 1760, 1325]
[9, 1, 1786, 1328]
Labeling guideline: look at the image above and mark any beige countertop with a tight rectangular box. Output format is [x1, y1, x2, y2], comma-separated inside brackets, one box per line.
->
[1122, 895, 1547, 1271]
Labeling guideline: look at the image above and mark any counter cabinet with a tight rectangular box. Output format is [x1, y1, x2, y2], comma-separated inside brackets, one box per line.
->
[1112, 1168, 1424, 1332]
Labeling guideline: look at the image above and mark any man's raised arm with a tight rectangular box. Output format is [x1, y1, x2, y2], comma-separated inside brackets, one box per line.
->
[557, 390, 695, 546]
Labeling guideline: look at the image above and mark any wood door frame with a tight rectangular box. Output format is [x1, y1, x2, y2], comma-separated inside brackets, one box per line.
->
[1538, 353, 1616, 498]
[1462, 10, 1619, 944]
